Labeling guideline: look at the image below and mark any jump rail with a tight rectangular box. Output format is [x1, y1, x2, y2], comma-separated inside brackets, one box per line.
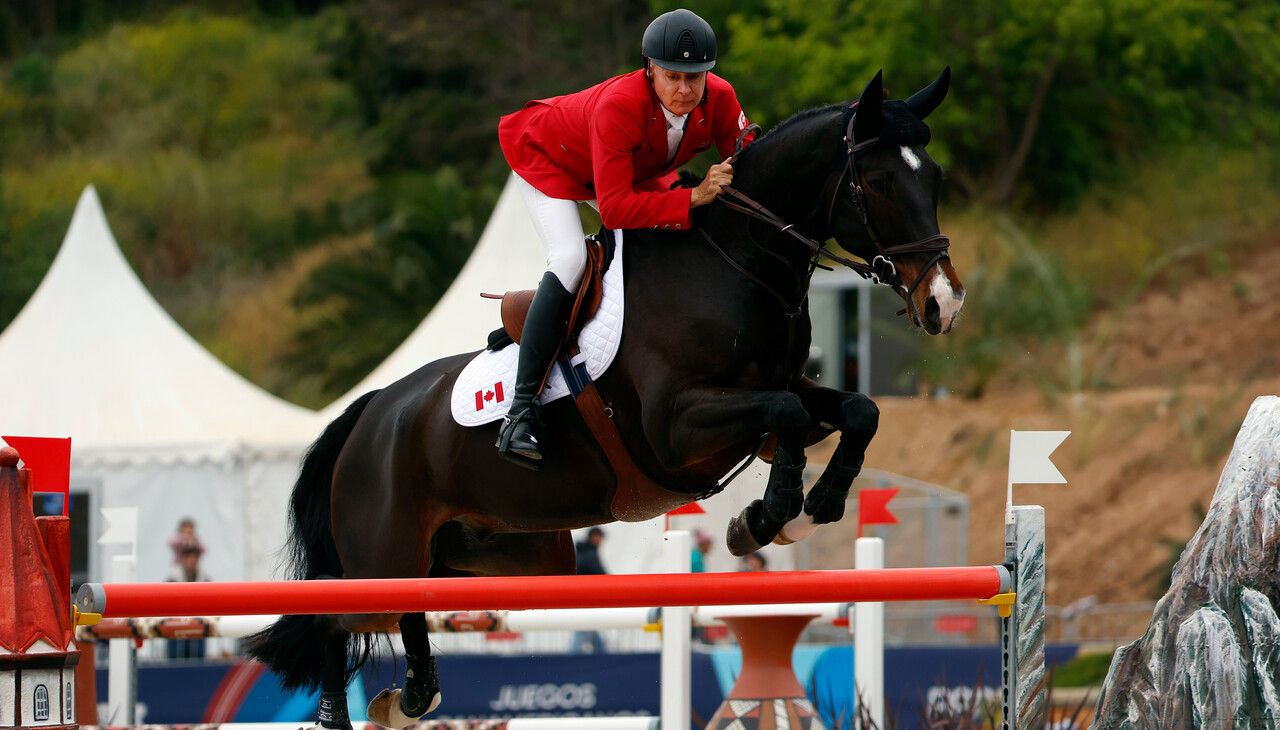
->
[74, 566, 1011, 619]
[81, 720, 657, 730]
[76, 604, 854, 641]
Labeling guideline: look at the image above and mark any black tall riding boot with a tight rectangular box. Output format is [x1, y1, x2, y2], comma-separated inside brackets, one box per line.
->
[496, 271, 575, 469]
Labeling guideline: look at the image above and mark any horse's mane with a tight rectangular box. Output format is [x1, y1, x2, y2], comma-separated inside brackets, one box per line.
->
[734, 102, 845, 168]
[732, 101, 849, 176]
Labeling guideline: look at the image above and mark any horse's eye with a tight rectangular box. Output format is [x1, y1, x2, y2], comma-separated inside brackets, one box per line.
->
[866, 175, 889, 195]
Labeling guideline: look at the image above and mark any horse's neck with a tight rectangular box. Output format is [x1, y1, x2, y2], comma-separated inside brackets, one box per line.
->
[722, 117, 837, 234]
[697, 131, 833, 274]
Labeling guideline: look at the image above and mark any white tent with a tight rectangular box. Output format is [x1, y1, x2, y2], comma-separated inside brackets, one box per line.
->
[0, 187, 322, 584]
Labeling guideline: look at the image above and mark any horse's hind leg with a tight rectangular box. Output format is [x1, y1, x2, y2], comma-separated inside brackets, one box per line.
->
[316, 615, 356, 730]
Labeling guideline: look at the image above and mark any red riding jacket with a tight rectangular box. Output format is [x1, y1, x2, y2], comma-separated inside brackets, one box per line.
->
[498, 69, 752, 231]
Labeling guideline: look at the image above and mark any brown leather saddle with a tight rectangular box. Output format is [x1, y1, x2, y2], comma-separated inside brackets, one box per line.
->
[481, 234, 697, 522]
[483, 233, 610, 351]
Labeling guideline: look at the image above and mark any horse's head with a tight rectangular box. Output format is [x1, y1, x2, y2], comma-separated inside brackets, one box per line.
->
[826, 69, 965, 335]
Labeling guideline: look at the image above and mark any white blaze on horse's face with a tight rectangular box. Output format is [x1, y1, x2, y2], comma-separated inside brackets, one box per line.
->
[929, 264, 965, 332]
[900, 145, 922, 171]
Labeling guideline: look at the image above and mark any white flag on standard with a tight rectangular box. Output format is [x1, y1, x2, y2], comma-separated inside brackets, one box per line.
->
[1006, 430, 1069, 523]
[1008, 430, 1070, 484]
[98, 507, 138, 547]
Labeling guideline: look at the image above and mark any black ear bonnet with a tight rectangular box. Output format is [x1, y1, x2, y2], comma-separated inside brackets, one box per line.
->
[841, 99, 931, 154]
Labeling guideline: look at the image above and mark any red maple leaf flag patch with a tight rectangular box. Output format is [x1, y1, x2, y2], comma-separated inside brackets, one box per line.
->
[475, 382, 505, 411]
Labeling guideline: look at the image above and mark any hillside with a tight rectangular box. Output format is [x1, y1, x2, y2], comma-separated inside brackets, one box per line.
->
[808, 243, 1280, 605]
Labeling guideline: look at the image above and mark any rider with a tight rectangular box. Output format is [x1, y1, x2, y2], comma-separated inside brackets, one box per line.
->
[495, 8, 755, 468]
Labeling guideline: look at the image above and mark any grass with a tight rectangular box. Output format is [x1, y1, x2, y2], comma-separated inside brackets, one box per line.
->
[1051, 651, 1114, 687]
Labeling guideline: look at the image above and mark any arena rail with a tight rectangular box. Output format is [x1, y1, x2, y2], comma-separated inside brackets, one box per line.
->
[74, 566, 1011, 619]
[76, 604, 859, 642]
[81, 721, 658, 730]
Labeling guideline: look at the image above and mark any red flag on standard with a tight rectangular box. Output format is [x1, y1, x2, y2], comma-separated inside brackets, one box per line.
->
[667, 502, 706, 516]
[475, 382, 505, 411]
[857, 487, 899, 538]
[1, 436, 72, 516]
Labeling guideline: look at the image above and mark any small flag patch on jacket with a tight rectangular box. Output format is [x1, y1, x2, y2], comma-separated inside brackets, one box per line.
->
[476, 382, 505, 411]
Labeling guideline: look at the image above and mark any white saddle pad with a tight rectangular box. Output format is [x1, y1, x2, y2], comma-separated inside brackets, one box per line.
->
[452, 230, 625, 427]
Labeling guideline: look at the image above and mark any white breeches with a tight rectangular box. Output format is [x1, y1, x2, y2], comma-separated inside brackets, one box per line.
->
[512, 172, 597, 293]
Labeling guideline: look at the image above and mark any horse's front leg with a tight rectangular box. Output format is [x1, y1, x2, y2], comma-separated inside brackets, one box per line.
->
[658, 387, 812, 556]
[775, 378, 879, 543]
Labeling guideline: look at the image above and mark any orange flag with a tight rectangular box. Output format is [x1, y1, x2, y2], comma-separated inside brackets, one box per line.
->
[2, 436, 72, 516]
[857, 487, 899, 538]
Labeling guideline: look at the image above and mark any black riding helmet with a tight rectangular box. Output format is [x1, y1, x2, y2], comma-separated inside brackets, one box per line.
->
[642, 9, 716, 73]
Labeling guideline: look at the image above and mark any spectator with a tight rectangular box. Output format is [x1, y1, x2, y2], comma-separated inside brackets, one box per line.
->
[570, 527, 607, 653]
[739, 551, 768, 572]
[166, 544, 210, 659]
[167, 518, 205, 565]
[691, 530, 713, 573]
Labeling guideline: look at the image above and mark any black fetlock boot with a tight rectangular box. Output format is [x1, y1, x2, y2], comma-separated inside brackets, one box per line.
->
[496, 271, 575, 469]
[401, 655, 441, 717]
[318, 691, 352, 730]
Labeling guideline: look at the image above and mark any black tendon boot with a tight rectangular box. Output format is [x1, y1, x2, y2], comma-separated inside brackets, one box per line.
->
[496, 271, 575, 468]
[318, 691, 352, 730]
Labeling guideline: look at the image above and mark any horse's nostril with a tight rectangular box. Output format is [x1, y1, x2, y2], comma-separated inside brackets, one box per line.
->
[925, 296, 941, 330]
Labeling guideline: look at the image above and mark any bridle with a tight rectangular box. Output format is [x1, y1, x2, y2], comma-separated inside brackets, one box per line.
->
[701, 107, 951, 319]
[831, 108, 951, 297]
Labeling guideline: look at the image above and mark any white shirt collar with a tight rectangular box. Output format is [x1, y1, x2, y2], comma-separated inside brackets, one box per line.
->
[661, 105, 688, 130]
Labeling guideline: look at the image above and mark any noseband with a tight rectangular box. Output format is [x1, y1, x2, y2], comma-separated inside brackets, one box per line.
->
[705, 113, 951, 320]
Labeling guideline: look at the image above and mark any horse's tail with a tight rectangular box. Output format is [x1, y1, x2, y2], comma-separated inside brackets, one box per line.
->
[246, 390, 380, 692]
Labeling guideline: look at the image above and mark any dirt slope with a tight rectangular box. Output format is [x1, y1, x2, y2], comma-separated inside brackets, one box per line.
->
[809, 245, 1280, 605]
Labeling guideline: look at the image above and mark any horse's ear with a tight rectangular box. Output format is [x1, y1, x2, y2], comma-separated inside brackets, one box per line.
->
[853, 70, 884, 141]
[905, 66, 951, 121]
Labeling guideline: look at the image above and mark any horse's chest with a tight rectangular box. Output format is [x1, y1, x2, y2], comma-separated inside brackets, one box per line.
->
[705, 323, 807, 382]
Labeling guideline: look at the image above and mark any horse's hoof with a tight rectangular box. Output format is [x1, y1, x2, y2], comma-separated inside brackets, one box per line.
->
[726, 500, 776, 557]
[367, 687, 441, 729]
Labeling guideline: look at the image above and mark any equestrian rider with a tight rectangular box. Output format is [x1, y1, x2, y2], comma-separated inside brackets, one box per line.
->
[495, 8, 755, 468]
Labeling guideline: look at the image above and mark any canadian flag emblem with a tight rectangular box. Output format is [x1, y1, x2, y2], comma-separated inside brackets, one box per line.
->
[475, 382, 505, 411]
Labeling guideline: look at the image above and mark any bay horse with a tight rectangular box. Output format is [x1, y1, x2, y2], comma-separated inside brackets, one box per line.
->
[249, 68, 964, 729]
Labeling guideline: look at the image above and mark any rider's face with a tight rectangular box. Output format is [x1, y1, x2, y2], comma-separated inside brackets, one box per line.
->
[649, 63, 706, 117]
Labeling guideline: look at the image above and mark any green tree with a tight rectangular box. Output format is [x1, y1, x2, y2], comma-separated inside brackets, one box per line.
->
[287, 166, 498, 396]
[329, 0, 652, 183]
[719, 0, 1280, 208]
[0, 8, 368, 330]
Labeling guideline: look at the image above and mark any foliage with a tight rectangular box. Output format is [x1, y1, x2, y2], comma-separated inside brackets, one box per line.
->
[0, 0, 344, 60]
[327, 0, 651, 183]
[917, 144, 1280, 397]
[2, 1, 1279, 404]
[286, 166, 498, 398]
[916, 211, 1092, 397]
[717, 0, 1280, 208]
[0, 8, 369, 334]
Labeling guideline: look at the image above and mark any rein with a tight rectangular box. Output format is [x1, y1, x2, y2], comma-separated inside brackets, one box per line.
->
[700, 112, 951, 318]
